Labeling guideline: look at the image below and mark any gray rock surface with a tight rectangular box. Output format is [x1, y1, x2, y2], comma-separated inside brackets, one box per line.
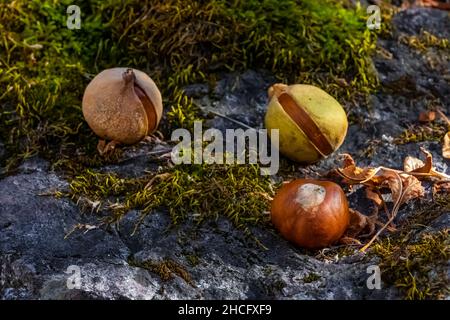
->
[0, 8, 448, 300]
[0, 163, 397, 299]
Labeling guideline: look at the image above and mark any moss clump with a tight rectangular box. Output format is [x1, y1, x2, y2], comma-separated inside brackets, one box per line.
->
[263, 279, 286, 297]
[165, 91, 202, 131]
[0, 0, 108, 173]
[400, 30, 450, 53]
[1, 0, 381, 174]
[67, 169, 144, 202]
[376, 1, 398, 39]
[371, 230, 449, 300]
[185, 253, 201, 267]
[394, 122, 448, 145]
[302, 272, 321, 283]
[433, 189, 450, 210]
[106, 0, 379, 104]
[128, 257, 194, 286]
[67, 163, 274, 245]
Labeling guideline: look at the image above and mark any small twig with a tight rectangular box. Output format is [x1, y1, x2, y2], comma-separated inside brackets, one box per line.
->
[64, 223, 100, 239]
[146, 148, 174, 155]
[436, 109, 450, 126]
[144, 172, 172, 190]
[208, 111, 259, 131]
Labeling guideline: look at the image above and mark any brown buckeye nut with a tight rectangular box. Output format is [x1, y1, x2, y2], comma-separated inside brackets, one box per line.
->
[82, 68, 163, 154]
[271, 179, 350, 249]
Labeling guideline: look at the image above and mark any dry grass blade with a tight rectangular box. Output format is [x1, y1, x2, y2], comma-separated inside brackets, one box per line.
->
[443, 132, 450, 159]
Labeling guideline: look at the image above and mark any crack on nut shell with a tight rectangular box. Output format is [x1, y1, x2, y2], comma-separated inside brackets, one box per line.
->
[122, 69, 158, 135]
[294, 183, 326, 209]
[277, 92, 334, 156]
[134, 83, 157, 134]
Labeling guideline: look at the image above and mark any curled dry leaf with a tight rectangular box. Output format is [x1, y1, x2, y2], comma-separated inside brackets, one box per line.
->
[397, 174, 425, 205]
[379, 171, 424, 206]
[339, 236, 361, 245]
[382, 170, 403, 204]
[360, 171, 424, 253]
[404, 148, 432, 173]
[443, 132, 450, 159]
[404, 147, 450, 180]
[338, 148, 449, 184]
[337, 154, 382, 185]
[335, 152, 429, 252]
[344, 208, 376, 239]
[365, 188, 383, 207]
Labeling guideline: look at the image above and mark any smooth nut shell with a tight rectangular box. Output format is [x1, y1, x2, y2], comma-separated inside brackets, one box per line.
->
[265, 84, 348, 163]
[82, 68, 163, 145]
[271, 179, 350, 249]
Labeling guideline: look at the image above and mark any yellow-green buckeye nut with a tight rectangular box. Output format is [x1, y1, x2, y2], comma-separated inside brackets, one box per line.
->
[264, 84, 348, 163]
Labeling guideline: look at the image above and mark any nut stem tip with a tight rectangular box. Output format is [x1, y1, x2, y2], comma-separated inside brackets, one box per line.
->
[268, 83, 288, 99]
[122, 68, 136, 84]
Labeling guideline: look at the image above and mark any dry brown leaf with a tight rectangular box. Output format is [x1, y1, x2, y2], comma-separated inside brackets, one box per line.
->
[335, 153, 429, 252]
[404, 147, 433, 174]
[418, 111, 436, 123]
[415, 0, 450, 10]
[377, 170, 424, 209]
[381, 170, 403, 204]
[443, 132, 450, 159]
[342, 153, 355, 167]
[335, 148, 448, 252]
[345, 208, 375, 239]
[337, 154, 381, 184]
[398, 174, 425, 204]
[360, 170, 424, 252]
[403, 156, 425, 172]
[402, 147, 449, 180]
[365, 188, 383, 207]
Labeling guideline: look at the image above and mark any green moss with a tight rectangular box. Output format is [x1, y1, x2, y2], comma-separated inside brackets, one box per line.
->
[165, 90, 202, 132]
[394, 122, 448, 145]
[400, 30, 450, 53]
[302, 272, 321, 283]
[185, 253, 201, 267]
[376, 1, 398, 39]
[66, 163, 274, 246]
[1, 0, 381, 174]
[104, 0, 379, 101]
[433, 191, 450, 210]
[128, 256, 194, 286]
[358, 139, 381, 159]
[371, 230, 449, 300]
[0, 0, 108, 173]
[367, 197, 449, 300]
[67, 169, 144, 202]
[263, 279, 286, 296]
